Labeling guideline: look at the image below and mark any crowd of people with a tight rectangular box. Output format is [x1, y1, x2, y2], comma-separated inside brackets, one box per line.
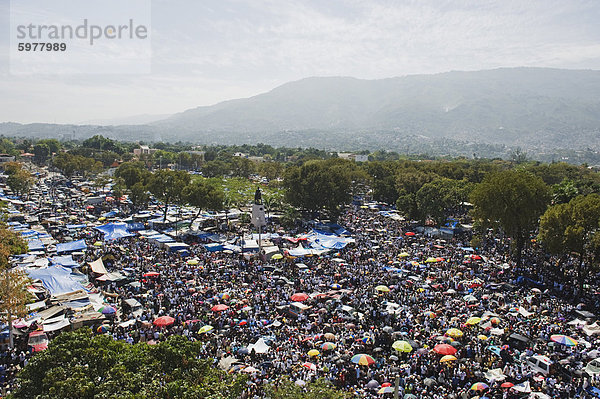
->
[4, 173, 600, 398]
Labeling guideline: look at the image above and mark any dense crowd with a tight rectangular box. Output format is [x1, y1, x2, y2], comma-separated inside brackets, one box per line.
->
[3, 174, 600, 398]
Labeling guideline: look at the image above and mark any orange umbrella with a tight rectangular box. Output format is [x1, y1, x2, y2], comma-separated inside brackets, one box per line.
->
[211, 304, 229, 312]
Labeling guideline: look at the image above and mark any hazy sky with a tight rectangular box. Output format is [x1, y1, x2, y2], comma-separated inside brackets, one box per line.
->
[1, 0, 599, 124]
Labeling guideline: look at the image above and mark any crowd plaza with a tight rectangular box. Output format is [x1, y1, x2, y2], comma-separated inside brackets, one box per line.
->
[2, 171, 600, 398]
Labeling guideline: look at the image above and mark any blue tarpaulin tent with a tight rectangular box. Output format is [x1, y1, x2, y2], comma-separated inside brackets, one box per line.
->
[27, 266, 85, 295]
[126, 222, 145, 231]
[50, 255, 79, 268]
[56, 239, 87, 254]
[27, 239, 44, 252]
[95, 222, 135, 241]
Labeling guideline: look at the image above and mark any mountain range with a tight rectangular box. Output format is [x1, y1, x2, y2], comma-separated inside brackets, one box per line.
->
[2, 67, 600, 160]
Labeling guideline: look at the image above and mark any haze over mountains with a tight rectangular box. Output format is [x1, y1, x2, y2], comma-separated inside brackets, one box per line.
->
[2, 68, 600, 161]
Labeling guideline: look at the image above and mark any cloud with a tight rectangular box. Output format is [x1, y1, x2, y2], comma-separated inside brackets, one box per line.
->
[1, 0, 599, 123]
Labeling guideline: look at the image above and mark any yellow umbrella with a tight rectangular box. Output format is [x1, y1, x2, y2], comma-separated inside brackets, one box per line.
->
[410, 261, 420, 266]
[271, 254, 283, 260]
[466, 317, 482, 325]
[308, 349, 320, 357]
[446, 328, 463, 338]
[440, 355, 457, 363]
[477, 334, 489, 341]
[375, 285, 390, 292]
[399, 252, 410, 258]
[199, 325, 214, 333]
[425, 257, 438, 263]
[187, 259, 199, 265]
[392, 340, 413, 353]
[93, 241, 103, 247]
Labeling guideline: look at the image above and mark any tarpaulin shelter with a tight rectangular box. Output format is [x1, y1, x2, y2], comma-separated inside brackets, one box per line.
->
[95, 222, 135, 241]
[27, 266, 85, 295]
[50, 255, 79, 268]
[89, 258, 108, 275]
[56, 239, 87, 254]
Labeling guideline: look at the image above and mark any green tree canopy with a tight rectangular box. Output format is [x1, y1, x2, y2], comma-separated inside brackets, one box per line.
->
[148, 170, 191, 221]
[10, 330, 247, 399]
[470, 170, 550, 267]
[539, 194, 600, 294]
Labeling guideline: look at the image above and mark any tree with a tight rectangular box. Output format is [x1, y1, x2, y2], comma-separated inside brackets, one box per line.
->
[11, 330, 247, 399]
[183, 178, 225, 224]
[129, 182, 150, 210]
[0, 217, 30, 349]
[395, 169, 436, 221]
[283, 159, 358, 220]
[265, 377, 349, 399]
[4, 162, 33, 197]
[414, 178, 473, 225]
[539, 194, 600, 295]
[115, 161, 150, 189]
[0, 268, 31, 349]
[470, 170, 550, 267]
[148, 170, 190, 222]
[33, 143, 51, 164]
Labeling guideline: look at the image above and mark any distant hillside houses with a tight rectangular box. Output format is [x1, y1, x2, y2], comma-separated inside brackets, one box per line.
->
[337, 153, 368, 162]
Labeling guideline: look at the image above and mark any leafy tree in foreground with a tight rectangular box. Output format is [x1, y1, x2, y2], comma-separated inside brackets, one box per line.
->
[10, 330, 247, 399]
[538, 194, 600, 295]
[470, 170, 550, 267]
[265, 377, 349, 399]
[414, 177, 473, 225]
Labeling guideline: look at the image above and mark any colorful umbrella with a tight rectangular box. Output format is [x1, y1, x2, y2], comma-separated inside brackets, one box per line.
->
[302, 362, 317, 371]
[471, 382, 489, 391]
[378, 387, 395, 394]
[211, 304, 229, 312]
[143, 271, 160, 278]
[550, 334, 577, 346]
[425, 257, 438, 263]
[238, 320, 248, 326]
[433, 344, 457, 355]
[198, 325, 214, 333]
[424, 311, 436, 319]
[330, 283, 342, 289]
[307, 349, 320, 357]
[392, 340, 413, 353]
[446, 328, 463, 338]
[351, 354, 375, 366]
[97, 325, 108, 333]
[291, 293, 309, 302]
[466, 317, 482, 325]
[361, 335, 374, 345]
[321, 342, 337, 351]
[153, 316, 175, 327]
[218, 293, 230, 300]
[440, 355, 457, 362]
[99, 306, 116, 315]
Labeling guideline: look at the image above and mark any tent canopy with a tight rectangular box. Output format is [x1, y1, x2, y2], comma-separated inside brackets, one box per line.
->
[56, 239, 87, 254]
[95, 222, 135, 241]
[27, 266, 85, 295]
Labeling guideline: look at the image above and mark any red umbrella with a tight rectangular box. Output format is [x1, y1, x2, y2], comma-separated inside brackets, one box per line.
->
[291, 293, 309, 302]
[211, 304, 229, 312]
[153, 316, 175, 327]
[501, 382, 514, 388]
[405, 232, 415, 236]
[381, 382, 392, 387]
[433, 344, 457, 355]
[143, 271, 160, 278]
